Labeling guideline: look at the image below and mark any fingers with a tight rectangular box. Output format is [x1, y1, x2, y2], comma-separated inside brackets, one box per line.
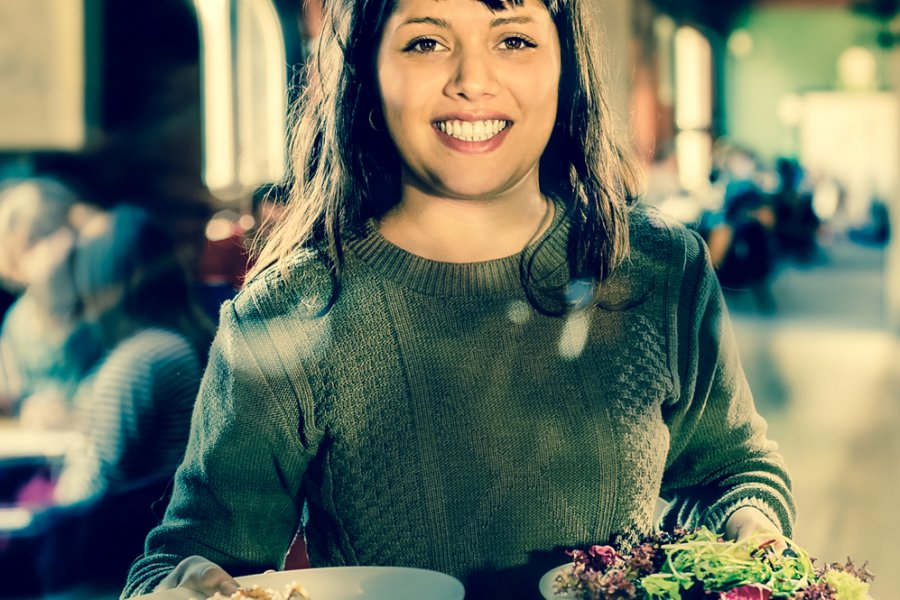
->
[752, 530, 789, 554]
[192, 563, 241, 596]
[727, 509, 790, 554]
[724, 506, 780, 542]
[156, 556, 241, 596]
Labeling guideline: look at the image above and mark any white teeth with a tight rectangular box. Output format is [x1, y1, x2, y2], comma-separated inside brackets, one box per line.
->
[436, 119, 510, 142]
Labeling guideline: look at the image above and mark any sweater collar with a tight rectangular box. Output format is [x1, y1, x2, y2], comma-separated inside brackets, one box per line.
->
[346, 197, 570, 297]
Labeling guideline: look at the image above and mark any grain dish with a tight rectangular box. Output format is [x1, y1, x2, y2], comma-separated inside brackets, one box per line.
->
[193, 582, 310, 600]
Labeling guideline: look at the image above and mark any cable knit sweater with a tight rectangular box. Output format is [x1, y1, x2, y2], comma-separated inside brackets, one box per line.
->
[123, 204, 794, 600]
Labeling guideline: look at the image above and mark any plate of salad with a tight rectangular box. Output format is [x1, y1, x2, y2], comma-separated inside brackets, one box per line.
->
[538, 527, 874, 600]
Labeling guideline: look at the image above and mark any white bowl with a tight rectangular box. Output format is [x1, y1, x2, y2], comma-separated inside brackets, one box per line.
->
[134, 566, 465, 600]
[538, 563, 578, 600]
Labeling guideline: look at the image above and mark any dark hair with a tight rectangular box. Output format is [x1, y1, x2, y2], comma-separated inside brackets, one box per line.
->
[72, 204, 214, 356]
[249, 0, 640, 314]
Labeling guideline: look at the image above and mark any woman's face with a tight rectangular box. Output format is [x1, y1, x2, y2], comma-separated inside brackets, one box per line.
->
[376, 0, 561, 201]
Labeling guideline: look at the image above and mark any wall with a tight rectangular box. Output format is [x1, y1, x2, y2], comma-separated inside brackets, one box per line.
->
[725, 7, 884, 162]
[888, 52, 900, 332]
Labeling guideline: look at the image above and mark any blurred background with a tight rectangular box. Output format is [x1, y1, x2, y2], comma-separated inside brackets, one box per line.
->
[0, 0, 897, 598]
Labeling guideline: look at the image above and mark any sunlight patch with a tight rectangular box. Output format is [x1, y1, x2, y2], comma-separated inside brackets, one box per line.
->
[558, 311, 590, 360]
[507, 300, 532, 325]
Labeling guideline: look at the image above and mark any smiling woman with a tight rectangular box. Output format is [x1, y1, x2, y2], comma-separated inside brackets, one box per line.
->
[377, 0, 559, 200]
[247, 0, 639, 294]
[374, 0, 562, 261]
[121, 2, 795, 600]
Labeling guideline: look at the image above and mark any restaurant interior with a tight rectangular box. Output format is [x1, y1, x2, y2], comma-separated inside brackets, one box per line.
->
[0, 0, 898, 598]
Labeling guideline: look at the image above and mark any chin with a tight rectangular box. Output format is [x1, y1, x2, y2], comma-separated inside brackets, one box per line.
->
[433, 178, 518, 200]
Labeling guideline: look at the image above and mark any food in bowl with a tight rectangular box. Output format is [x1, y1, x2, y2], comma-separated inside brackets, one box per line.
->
[194, 582, 310, 600]
[552, 527, 873, 599]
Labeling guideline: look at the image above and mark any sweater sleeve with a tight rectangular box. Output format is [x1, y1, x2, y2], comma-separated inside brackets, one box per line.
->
[55, 331, 201, 504]
[658, 229, 795, 537]
[121, 301, 321, 598]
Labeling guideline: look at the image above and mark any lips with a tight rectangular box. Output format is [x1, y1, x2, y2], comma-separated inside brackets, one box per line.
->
[432, 114, 514, 154]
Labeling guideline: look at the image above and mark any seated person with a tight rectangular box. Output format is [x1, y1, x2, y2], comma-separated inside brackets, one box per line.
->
[54, 204, 214, 505]
[0, 204, 213, 594]
[0, 177, 103, 427]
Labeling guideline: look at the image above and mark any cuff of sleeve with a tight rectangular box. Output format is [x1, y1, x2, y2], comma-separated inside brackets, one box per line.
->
[120, 563, 177, 599]
[703, 495, 789, 537]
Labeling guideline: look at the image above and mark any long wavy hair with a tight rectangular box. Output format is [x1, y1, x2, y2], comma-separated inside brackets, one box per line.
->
[248, 0, 641, 314]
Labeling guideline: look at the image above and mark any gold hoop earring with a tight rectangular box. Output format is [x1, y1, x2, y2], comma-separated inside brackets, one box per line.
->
[368, 108, 382, 131]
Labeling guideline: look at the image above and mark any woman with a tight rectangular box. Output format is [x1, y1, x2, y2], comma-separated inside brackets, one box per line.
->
[0, 177, 103, 426]
[47, 205, 214, 589]
[0, 204, 213, 595]
[123, 1, 794, 599]
[54, 204, 214, 504]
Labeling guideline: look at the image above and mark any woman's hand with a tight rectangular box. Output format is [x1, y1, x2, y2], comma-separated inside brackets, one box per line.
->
[155, 556, 241, 596]
[724, 506, 788, 552]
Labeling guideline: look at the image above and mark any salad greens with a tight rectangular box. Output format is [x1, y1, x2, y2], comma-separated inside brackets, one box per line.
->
[554, 527, 873, 600]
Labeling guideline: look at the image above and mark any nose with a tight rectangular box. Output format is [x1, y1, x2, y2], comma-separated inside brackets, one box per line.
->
[444, 48, 499, 101]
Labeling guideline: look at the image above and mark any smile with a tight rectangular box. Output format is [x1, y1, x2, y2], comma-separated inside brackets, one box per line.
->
[434, 119, 511, 142]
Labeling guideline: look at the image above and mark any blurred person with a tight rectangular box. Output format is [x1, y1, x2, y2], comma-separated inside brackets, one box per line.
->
[704, 188, 778, 314]
[699, 146, 779, 312]
[125, 2, 795, 599]
[772, 158, 819, 262]
[53, 204, 214, 504]
[0, 204, 214, 595]
[721, 147, 762, 205]
[0, 178, 103, 427]
[849, 198, 891, 246]
[0, 178, 75, 292]
[196, 209, 255, 321]
[195, 190, 291, 319]
[193, 191, 292, 321]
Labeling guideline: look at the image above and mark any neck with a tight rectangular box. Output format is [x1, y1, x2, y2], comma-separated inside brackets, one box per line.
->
[378, 182, 553, 264]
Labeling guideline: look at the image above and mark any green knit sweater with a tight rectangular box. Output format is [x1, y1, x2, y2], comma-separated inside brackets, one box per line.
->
[123, 205, 793, 600]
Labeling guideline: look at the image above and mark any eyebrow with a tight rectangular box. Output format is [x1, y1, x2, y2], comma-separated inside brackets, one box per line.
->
[398, 15, 535, 29]
[399, 17, 450, 28]
[490, 16, 534, 27]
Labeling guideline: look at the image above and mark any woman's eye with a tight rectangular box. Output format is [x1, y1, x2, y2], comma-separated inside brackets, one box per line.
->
[500, 36, 537, 51]
[403, 37, 443, 53]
